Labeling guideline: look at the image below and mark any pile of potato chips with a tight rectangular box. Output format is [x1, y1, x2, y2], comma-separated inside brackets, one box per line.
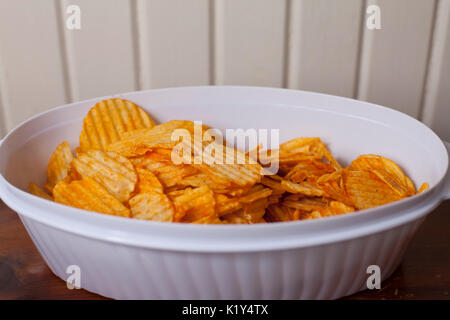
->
[29, 98, 428, 224]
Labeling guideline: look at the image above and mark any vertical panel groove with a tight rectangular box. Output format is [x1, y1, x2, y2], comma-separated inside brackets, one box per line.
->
[353, 0, 368, 99]
[287, 0, 362, 96]
[54, 0, 73, 103]
[421, 0, 450, 124]
[418, 0, 440, 121]
[135, 0, 151, 90]
[209, 0, 216, 85]
[0, 49, 12, 134]
[213, 0, 225, 85]
[356, 0, 372, 101]
[129, 0, 142, 91]
[58, 0, 80, 102]
[282, 0, 292, 89]
[286, 0, 301, 89]
[356, 0, 436, 117]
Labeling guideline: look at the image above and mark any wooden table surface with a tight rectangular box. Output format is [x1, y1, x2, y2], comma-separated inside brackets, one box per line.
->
[0, 199, 449, 300]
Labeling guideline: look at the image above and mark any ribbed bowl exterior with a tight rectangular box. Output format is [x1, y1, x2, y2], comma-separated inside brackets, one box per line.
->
[19, 215, 425, 300]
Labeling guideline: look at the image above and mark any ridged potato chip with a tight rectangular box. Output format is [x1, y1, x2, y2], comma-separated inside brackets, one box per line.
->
[176, 173, 230, 193]
[195, 162, 262, 188]
[107, 120, 198, 157]
[170, 185, 217, 222]
[135, 167, 164, 194]
[239, 185, 273, 204]
[417, 182, 429, 194]
[285, 159, 335, 183]
[281, 179, 324, 197]
[316, 170, 353, 206]
[221, 212, 251, 224]
[53, 177, 130, 217]
[350, 155, 416, 197]
[214, 194, 242, 216]
[80, 98, 155, 152]
[29, 182, 53, 201]
[282, 195, 328, 212]
[132, 153, 198, 188]
[268, 137, 342, 173]
[46, 141, 74, 194]
[71, 150, 137, 202]
[344, 170, 402, 210]
[129, 191, 174, 222]
[221, 186, 272, 223]
[240, 197, 270, 222]
[184, 136, 263, 188]
[265, 204, 298, 222]
[305, 201, 355, 220]
[192, 215, 223, 224]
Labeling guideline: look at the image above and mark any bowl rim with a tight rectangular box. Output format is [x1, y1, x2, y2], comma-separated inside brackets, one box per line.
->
[0, 86, 448, 251]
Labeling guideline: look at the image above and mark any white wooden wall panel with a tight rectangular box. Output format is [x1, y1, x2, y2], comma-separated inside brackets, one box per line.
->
[139, 0, 210, 89]
[60, 0, 138, 101]
[0, 0, 68, 132]
[0, 52, 9, 136]
[0, 0, 449, 139]
[422, 0, 450, 141]
[287, 0, 363, 98]
[357, 0, 436, 117]
[214, 0, 286, 87]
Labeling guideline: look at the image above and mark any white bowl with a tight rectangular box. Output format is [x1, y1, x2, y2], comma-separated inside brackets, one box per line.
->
[0, 86, 449, 299]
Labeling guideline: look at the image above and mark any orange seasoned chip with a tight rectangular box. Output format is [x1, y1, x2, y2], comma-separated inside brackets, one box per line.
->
[129, 191, 174, 222]
[282, 196, 328, 212]
[285, 159, 335, 183]
[79, 98, 155, 152]
[303, 201, 355, 220]
[344, 170, 402, 210]
[260, 175, 284, 191]
[53, 177, 130, 217]
[221, 212, 251, 224]
[153, 165, 197, 188]
[170, 185, 217, 222]
[107, 120, 198, 157]
[238, 185, 272, 204]
[265, 204, 298, 222]
[222, 197, 268, 224]
[176, 173, 230, 193]
[71, 150, 137, 202]
[46, 141, 74, 194]
[135, 167, 163, 194]
[132, 153, 198, 188]
[185, 135, 263, 187]
[279, 137, 322, 154]
[281, 179, 324, 197]
[316, 170, 353, 206]
[214, 193, 242, 216]
[192, 215, 223, 224]
[321, 201, 355, 216]
[195, 161, 262, 188]
[275, 137, 342, 171]
[267, 190, 284, 205]
[29, 182, 53, 201]
[350, 155, 415, 197]
[417, 182, 429, 194]
[242, 197, 270, 222]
